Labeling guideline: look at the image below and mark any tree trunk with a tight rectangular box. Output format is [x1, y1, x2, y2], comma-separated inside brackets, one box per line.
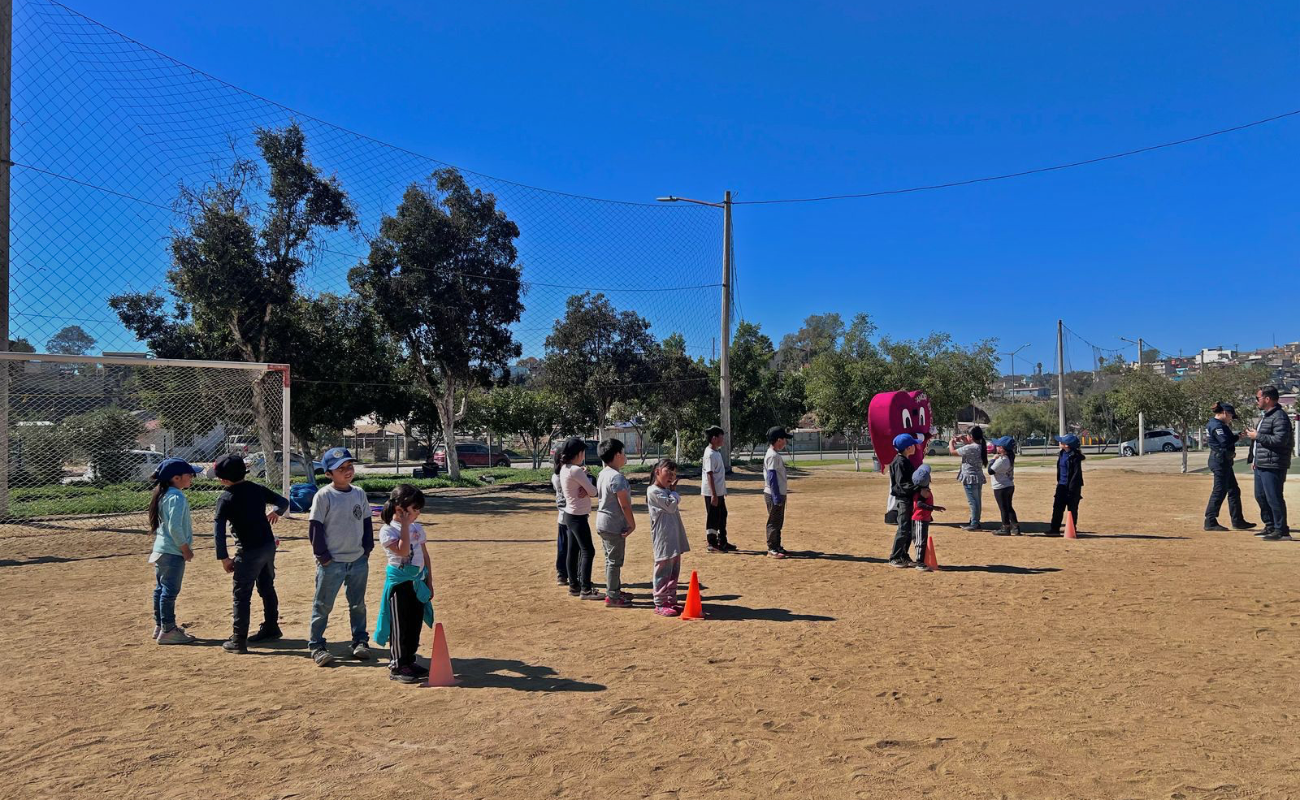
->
[439, 378, 460, 480]
[674, 429, 681, 464]
[250, 373, 282, 487]
[296, 434, 317, 478]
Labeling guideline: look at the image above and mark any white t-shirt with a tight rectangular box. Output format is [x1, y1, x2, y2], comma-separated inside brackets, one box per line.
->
[379, 521, 427, 569]
[763, 446, 788, 496]
[701, 445, 727, 497]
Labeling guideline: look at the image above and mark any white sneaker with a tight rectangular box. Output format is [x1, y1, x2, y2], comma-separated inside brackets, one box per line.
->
[156, 626, 196, 645]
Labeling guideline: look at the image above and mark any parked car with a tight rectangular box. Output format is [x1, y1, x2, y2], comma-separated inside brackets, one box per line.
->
[432, 442, 511, 470]
[1024, 435, 1048, 447]
[549, 438, 601, 464]
[1119, 430, 1184, 456]
[82, 449, 166, 483]
[244, 452, 322, 478]
[925, 438, 947, 456]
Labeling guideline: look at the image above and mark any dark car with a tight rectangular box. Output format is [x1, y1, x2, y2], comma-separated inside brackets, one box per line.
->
[432, 442, 511, 470]
[550, 438, 600, 464]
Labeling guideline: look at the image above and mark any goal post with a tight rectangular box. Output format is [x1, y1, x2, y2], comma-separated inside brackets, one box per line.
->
[0, 352, 291, 529]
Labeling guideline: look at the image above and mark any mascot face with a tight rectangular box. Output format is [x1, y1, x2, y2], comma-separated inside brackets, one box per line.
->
[868, 390, 935, 469]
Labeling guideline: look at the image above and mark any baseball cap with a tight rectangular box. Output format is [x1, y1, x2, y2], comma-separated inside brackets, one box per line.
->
[1214, 402, 1238, 420]
[766, 426, 792, 444]
[1055, 434, 1081, 447]
[892, 433, 920, 451]
[991, 435, 1015, 448]
[320, 446, 360, 472]
[213, 453, 248, 481]
[913, 463, 932, 485]
[151, 457, 203, 484]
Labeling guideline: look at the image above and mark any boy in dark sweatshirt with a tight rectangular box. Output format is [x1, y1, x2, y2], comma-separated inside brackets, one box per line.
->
[888, 434, 920, 567]
[1047, 434, 1086, 536]
[212, 454, 290, 654]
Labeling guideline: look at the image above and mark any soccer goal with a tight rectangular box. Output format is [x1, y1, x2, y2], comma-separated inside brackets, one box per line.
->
[0, 352, 290, 531]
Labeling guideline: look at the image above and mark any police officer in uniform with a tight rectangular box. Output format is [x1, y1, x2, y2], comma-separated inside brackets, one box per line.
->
[1204, 402, 1256, 531]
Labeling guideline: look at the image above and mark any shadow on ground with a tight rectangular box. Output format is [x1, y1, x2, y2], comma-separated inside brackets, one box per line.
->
[449, 657, 606, 692]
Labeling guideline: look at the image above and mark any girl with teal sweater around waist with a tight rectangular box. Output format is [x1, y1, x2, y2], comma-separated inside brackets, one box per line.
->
[148, 457, 204, 645]
[374, 484, 434, 685]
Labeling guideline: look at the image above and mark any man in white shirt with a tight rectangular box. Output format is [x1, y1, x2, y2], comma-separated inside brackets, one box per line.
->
[701, 426, 735, 553]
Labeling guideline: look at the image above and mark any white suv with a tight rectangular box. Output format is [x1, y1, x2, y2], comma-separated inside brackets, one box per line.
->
[1120, 429, 1184, 456]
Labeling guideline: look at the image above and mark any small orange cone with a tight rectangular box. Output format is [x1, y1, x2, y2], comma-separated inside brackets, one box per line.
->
[424, 622, 458, 687]
[1064, 511, 1078, 539]
[923, 535, 940, 571]
[679, 570, 704, 620]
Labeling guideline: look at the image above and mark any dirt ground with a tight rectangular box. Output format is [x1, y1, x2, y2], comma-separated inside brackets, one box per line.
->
[2, 465, 1298, 799]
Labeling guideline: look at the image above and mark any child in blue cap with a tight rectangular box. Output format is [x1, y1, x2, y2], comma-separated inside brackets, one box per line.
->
[148, 457, 204, 644]
[887, 434, 920, 566]
[910, 463, 945, 570]
[307, 447, 374, 666]
[1047, 434, 1085, 536]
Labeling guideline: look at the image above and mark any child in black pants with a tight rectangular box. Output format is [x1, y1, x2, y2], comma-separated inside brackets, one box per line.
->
[1048, 434, 1085, 536]
[888, 434, 920, 567]
[212, 454, 290, 654]
[375, 484, 434, 684]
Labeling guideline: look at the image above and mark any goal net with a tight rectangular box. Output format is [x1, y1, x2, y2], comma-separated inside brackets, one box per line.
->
[0, 353, 290, 532]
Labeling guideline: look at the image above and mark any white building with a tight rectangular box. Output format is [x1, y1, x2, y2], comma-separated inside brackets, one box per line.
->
[1198, 347, 1235, 366]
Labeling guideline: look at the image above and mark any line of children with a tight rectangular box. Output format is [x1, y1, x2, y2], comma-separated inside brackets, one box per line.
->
[763, 426, 792, 559]
[701, 426, 736, 553]
[212, 453, 289, 654]
[647, 458, 690, 616]
[307, 447, 374, 666]
[148, 457, 205, 644]
[595, 439, 636, 608]
[557, 436, 603, 600]
[374, 484, 434, 684]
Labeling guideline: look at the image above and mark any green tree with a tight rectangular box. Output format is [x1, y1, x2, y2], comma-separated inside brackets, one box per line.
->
[46, 325, 96, 356]
[6, 337, 35, 353]
[110, 123, 357, 485]
[541, 292, 658, 435]
[466, 385, 570, 468]
[988, 402, 1056, 443]
[1081, 389, 1131, 452]
[729, 321, 806, 455]
[777, 313, 844, 370]
[350, 168, 524, 480]
[643, 333, 714, 463]
[804, 314, 884, 470]
[64, 407, 146, 484]
[878, 333, 999, 432]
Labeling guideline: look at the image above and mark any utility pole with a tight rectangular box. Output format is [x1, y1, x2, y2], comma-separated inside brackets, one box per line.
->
[1056, 320, 1066, 436]
[657, 190, 734, 469]
[1119, 335, 1146, 455]
[0, 0, 11, 518]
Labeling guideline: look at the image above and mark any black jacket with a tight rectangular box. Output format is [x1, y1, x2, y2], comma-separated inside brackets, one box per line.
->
[1056, 449, 1085, 492]
[889, 454, 916, 499]
[1251, 406, 1294, 471]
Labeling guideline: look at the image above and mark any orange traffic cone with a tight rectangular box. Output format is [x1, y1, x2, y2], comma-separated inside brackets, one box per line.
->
[1064, 511, 1078, 540]
[923, 535, 940, 571]
[679, 570, 704, 620]
[424, 622, 458, 687]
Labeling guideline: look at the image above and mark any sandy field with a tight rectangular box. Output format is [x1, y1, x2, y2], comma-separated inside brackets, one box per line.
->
[2, 464, 1298, 799]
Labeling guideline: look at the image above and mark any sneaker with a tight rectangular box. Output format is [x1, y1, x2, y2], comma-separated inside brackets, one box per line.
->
[351, 642, 372, 660]
[706, 533, 719, 550]
[568, 587, 581, 597]
[994, 528, 1011, 536]
[156, 626, 195, 645]
[580, 589, 604, 601]
[914, 561, 931, 571]
[888, 558, 911, 568]
[152, 624, 162, 640]
[961, 525, 980, 532]
[1044, 530, 1063, 538]
[605, 596, 633, 608]
[768, 549, 787, 559]
[411, 662, 430, 679]
[556, 575, 569, 586]
[1262, 531, 1293, 541]
[247, 625, 283, 643]
[1011, 526, 1023, 536]
[311, 648, 335, 667]
[389, 664, 421, 684]
[706, 544, 724, 553]
[1204, 522, 1229, 532]
[1256, 529, 1273, 537]
[722, 542, 739, 552]
[222, 638, 248, 655]
[1232, 521, 1257, 530]
[654, 606, 681, 617]
[618, 591, 635, 602]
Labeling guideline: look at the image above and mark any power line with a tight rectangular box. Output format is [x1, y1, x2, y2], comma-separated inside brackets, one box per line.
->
[732, 109, 1300, 205]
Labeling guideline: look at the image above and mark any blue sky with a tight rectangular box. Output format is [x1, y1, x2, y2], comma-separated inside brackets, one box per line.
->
[41, 0, 1300, 370]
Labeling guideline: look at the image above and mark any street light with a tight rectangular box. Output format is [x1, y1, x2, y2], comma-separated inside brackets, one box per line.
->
[1119, 335, 1145, 455]
[998, 343, 1031, 389]
[658, 191, 734, 467]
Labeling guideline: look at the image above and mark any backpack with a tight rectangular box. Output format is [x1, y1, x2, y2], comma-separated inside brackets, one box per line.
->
[289, 482, 319, 514]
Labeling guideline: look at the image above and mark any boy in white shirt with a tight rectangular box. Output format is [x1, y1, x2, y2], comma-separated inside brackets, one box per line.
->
[763, 426, 792, 559]
[701, 426, 735, 553]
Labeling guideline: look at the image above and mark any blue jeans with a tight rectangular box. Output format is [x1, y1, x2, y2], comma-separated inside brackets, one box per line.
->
[1254, 468, 1289, 534]
[963, 483, 983, 526]
[308, 556, 370, 650]
[152, 553, 186, 629]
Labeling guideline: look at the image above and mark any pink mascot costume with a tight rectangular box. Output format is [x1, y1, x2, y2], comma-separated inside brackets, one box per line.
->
[867, 390, 936, 524]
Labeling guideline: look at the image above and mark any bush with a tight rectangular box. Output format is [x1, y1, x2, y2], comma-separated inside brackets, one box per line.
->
[62, 407, 145, 485]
